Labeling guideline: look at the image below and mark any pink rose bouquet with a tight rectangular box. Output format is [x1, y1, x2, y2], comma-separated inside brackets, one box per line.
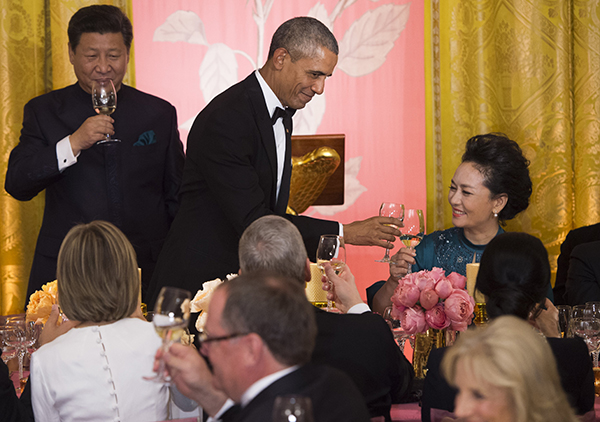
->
[390, 268, 474, 334]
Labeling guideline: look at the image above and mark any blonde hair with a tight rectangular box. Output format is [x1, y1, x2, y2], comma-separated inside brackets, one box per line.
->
[57, 221, 139, 322]
[442, 316, 579, 422]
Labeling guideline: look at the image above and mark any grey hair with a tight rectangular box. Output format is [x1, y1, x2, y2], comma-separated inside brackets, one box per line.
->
[238, 215, 307, 285]
[268, 16, 339, 61]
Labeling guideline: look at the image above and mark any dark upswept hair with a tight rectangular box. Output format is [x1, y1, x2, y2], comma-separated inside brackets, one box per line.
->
[238, 215, 307, 285]
[219, 273, 317, 366]
[68, 5, 133, 52]
[461, 133, 531, 224]
[267, 16, 338, 61]
[475, 232, 549, 320]
[57, 221, 139, 323]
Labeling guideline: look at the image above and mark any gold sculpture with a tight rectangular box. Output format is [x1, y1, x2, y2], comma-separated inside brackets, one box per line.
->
[287, 146, 341, 215]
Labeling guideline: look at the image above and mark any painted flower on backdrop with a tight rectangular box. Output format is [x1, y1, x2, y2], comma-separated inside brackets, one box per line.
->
[191, 273, 238, 331]
[153, 0, 410, 215]
[390, 268, 474, 334]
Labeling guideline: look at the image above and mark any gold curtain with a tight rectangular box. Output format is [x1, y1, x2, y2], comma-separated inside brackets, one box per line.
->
[0, 0, 134, 316]
[425, 0, 600, 282]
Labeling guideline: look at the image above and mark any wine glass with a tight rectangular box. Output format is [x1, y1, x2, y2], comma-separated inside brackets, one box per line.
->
[0, 325, 17, 366]
[571, 317, 600, 367]
[400, 209, 424, 274]
[272, 395, 314, 422]
[382, 306, 410, 352]
[91, 79, 120, 144]
[375, 202, 404, 264]
[556, 305, 572, 338]
[316, 235, 346, 312]
[144, 286, 191, 383]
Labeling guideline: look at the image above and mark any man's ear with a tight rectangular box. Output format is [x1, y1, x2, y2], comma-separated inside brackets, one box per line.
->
[68, 43, 76, 65]
[272, 47, 288, 70]
[304, 258, 312, 283]
[242, 333, 266, 366]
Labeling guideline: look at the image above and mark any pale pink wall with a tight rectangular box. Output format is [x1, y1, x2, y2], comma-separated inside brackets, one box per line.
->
[132, 0, 426, 300]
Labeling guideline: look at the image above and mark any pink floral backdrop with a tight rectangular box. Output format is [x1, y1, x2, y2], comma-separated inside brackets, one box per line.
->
[132, 0, 426, 298]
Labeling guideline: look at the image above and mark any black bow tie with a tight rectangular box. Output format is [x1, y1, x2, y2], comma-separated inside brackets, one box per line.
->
[271, 107, 296, 125]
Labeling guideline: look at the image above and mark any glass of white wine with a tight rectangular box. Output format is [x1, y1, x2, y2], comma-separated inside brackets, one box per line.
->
[400, 209, 424, 274]
[316, 235, 346, 312]
[91, 79, 120, 144]
[144, 286, 191, 383]
[375, 202, 404, 264]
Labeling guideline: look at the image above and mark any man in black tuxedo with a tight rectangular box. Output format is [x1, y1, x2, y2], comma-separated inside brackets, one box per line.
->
[554, 222, 600, 304]
[5, 5, 184, 300]
[148, 16, 402, 307]
[237, 215, 413, 421]
[565, 240, 600, 305]
[164, 273, 371, 422]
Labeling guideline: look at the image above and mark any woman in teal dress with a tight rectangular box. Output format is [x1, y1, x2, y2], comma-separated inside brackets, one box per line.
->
[369, 133, 532, 314]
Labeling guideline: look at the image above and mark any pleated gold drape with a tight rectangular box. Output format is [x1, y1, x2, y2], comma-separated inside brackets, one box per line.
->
[425, 0, 600, 281]
[0, 0, 135, 316]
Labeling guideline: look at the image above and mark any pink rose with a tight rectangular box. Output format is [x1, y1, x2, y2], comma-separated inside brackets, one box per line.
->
[396, 284, 421, 308]
[434, 278, 453, 300]
[450, 320, 469, 331]
[420, 288, 439, 310]
[414, 272, 435, 291]
[425, 304, 451, 330]
[401, 272, 417, 286]
[401, 306, 427, 334]
[429, 267, 446, 283]
[444, 289, 475, 331]
[447, 272, 467, 290]
[391, 304, 405, 320]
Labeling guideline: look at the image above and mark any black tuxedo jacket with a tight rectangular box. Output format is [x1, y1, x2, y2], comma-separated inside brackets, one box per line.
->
[149, 73, 338, 305]
[222, 364, 370, 422]
[554, 223, 600, 305]
[420, 337, 595, 421]
[5, 84, 184, 299]
[566, 240, 600, 305]
[311, 308, 413, 421]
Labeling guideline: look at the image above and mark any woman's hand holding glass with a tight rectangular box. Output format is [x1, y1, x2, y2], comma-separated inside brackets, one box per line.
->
[316, 235, 346, 312]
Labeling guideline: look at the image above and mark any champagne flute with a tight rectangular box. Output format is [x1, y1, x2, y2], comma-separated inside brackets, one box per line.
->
[316, 235, 346, 312]
[400, 209, 424, 274]
[91, 79, 120, 144]
[144, 286, 191, 383]
[375, 202, 404, 264]
[272, 395, 314, 422]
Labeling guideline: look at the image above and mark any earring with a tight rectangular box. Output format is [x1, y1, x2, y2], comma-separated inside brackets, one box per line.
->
[493, 212, 498, 218]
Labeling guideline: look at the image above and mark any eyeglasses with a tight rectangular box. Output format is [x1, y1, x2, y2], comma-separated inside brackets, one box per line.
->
[198, 331, 249, 345]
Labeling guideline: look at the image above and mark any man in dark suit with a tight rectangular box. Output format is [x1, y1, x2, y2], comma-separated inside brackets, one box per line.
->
[164, 273, 371, 422]
[554, 222, 600, 304]
[5, 5, 184, 300]
[565, 240, 600, 305]
[148, 16, 402, 307]
[237, 215, 413, 421]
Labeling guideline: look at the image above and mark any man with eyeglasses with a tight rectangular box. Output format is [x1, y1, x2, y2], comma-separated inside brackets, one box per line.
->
[164, 273, 370, 422]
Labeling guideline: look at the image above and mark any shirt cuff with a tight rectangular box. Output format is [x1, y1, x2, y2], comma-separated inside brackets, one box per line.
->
[347, 303, 371, 314]
[207, 398, 235, 422]
[56, 136, 78, 172]
[339, 222, 344, 237]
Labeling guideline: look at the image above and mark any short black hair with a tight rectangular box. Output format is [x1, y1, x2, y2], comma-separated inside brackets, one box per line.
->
[462, 133, 532, 224]
[268, 16, 338, 61]
[68, 5, 133, 52]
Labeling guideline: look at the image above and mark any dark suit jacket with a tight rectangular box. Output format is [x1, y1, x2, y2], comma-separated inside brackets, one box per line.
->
[149, 73, 338, 306]
[222, 364, 370, 422]
[554, 223, 600, 305]
[420, 337, 595, 421]
[566, 240, 600, 305]
[0, 351, 33, 422]
[5, 83, 184, 299]
[311, 308, 413, 421]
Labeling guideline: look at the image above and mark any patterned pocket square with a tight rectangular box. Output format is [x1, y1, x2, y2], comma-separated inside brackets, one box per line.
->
[134, 130, 157, 146]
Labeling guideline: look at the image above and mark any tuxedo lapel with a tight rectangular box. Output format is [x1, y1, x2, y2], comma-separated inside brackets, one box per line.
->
[243, 73, 279, 211]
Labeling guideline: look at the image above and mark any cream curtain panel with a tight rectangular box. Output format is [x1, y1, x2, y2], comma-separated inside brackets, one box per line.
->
[425, 0, 600, 282]
[0, 0, 134, 315]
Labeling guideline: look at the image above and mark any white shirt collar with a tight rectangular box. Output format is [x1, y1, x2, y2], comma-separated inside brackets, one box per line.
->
[240, 365, 300, 408]
[255, 69, 284, 121]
